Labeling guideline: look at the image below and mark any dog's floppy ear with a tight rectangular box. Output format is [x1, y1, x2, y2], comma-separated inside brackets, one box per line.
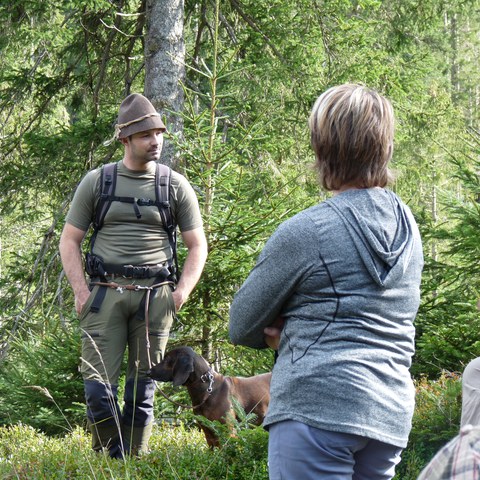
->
[172, 354, 194, 386]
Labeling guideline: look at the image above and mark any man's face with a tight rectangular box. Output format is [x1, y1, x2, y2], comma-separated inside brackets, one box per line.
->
[128, 129, 164, 162]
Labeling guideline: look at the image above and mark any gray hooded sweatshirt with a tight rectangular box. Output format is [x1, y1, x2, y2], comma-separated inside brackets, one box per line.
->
[229, 188, 423, 448]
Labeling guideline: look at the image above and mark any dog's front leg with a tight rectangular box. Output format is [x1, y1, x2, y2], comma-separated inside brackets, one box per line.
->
[200, 424, 220, 449]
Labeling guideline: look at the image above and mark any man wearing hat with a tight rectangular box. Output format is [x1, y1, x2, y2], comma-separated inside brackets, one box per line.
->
[59, 93, 208, 457]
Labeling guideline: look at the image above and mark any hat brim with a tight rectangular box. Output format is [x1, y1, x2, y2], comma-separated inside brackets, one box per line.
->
[118, 116, 166, 138]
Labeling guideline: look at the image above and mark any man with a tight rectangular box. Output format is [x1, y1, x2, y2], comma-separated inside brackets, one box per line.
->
[59, 93, 208, 457]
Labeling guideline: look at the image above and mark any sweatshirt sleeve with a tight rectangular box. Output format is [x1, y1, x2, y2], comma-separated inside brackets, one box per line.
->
[229, 213, 315, 349]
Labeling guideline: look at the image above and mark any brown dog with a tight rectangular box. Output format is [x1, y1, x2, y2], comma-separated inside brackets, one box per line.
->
[148, 346, 271, 447]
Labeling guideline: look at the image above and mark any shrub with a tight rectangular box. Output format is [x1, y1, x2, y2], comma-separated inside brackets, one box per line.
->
[395, 371, 462, 479]
[0, 329, 85, 435]
[0, 422, 269, 480]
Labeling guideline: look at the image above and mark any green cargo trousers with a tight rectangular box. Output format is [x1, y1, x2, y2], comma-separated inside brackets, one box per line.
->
[79, 276, 175, 456]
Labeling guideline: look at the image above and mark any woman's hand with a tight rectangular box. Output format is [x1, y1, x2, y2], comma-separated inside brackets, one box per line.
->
[264, 317, 285, 350]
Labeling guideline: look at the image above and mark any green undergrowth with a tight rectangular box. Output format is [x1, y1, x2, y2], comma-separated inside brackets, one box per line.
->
[0, 422, 269, 480]
[0, 372, 463, 480]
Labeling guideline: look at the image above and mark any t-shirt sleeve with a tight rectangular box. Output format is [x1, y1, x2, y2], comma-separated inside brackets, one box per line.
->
[171, 172, 203, 232]
[65, 169, 100, 232]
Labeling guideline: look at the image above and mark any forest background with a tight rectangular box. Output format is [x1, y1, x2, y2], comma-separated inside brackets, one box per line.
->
[0, 0, 479, 478]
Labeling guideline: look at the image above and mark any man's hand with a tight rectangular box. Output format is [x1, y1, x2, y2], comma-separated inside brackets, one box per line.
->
[75, 287, 92, 315]
[59, 223, 90, 316]
[171, 288, 188, 313]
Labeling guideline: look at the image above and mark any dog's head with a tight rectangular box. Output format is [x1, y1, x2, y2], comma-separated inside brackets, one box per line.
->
[148, 346, 195, 386]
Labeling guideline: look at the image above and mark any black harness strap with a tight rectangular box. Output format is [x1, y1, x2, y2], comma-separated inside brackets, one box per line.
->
[89, 162, 117, 251]
[89, 285, 108, 313]
[155, 163, 178, 276]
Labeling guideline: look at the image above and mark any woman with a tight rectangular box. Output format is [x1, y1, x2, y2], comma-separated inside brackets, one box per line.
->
[229, 84, 424, 480]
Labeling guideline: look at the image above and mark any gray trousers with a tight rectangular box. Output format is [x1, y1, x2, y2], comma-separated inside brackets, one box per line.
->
[268, 420, 402, 480]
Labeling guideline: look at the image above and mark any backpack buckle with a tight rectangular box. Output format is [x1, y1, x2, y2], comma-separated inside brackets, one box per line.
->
[137, 198, 155, 206]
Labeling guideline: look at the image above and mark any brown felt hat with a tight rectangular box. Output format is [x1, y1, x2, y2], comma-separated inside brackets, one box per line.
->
[115, 93, 166, 139]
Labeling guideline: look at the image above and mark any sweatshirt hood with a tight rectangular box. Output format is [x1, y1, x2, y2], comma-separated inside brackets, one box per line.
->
[325, 189, 417, 288]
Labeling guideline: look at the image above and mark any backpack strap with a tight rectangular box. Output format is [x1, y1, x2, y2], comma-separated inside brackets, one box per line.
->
[89, 162, 117, 250]
[155, 163, 179, 278]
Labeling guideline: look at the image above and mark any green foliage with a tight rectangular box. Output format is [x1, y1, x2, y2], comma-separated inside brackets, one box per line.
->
[411, 373, 462, 452]
[168, 1, 319, 358]
[0, 374, 462, 479]
[0, 328, 85, 435]
[0, 425, 92, 480]
[413, 290, 480, 376]
[394, 372, 462, 479]
[216, 427, 269, 478]
[0, 0, 144, 220]
[0, 423, 268, 479]
[413, 130, 480, 376]
[0, 1, 480, 470]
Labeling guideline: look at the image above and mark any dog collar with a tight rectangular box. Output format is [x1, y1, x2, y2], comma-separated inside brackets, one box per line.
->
[200, 370, 215, 393]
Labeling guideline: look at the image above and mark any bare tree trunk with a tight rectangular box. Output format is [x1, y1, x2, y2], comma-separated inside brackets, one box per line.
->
[446, 11, 460, 105]
[431, 179, 438, 263]
[144, 0, 185, 168]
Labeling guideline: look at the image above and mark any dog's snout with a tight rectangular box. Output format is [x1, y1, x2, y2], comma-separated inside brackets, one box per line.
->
[146, 369, 152, 377]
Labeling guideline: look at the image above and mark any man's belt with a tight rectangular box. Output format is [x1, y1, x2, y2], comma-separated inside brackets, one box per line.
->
[101, 263, 171, 279]
[87, 264, 174, 314]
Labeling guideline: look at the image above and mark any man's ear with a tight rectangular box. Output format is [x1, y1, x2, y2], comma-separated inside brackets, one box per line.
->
[172, 354, 194, 386]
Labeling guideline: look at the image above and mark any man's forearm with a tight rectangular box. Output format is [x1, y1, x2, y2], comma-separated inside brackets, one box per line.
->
[176, 245, 207, 296]
[60, 238, 88, 295]
[59, 224, 92, 316]
[172, 227, 208, 312]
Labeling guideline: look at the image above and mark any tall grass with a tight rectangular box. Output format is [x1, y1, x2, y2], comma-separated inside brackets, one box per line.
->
[0, 326, 463, 480]
[0, 422, 269, 480]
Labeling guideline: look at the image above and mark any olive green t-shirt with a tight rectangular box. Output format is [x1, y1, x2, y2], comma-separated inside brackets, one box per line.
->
[66, 161, 203, 265]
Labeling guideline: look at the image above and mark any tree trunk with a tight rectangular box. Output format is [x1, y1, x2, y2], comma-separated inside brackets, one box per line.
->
[447, 11, 460, 105]
[144, 0, 185, 168]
